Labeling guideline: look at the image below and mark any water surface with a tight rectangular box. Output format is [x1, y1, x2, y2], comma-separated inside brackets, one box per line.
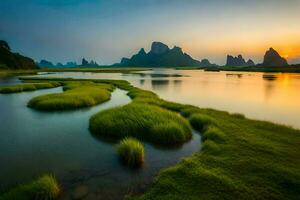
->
[0, 86, 201, 199]
[34, 69, 300, 129]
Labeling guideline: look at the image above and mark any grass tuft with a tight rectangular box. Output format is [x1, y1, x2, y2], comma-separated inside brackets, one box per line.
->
[189, 113, 217, 132]
[117, 137, 144, 167]
[0, 175, 60, 200]
[202, 126, 225, 143]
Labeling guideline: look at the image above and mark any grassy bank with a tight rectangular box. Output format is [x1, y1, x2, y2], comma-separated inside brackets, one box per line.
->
[8, 77, 300, 199]
[28, 82, 114, 111]
[127, 107, 300, 200]
[0, 175, 60, 200]
[0, 82, 61, 93]
[0, 70, 38, 78]
[117, 137, 145, 167]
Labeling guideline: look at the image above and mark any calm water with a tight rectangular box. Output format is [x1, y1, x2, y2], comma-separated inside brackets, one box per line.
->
[1, 69, 300, 199]
[0, 85, 201, 199]
[34, 69, 300, 129]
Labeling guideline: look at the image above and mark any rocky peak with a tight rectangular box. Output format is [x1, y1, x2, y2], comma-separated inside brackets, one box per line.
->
[263, 47, 288, 66]
[150, 42, 170, 54]
[138, 48, 146, 55]
[246, 59, 255, 66]
[226, 55, 246, 66]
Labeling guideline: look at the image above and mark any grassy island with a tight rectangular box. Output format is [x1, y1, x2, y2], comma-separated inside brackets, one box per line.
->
[27, 82, 114, 111]
[117, 137, 145, 167]
[0, 175, 60, 200]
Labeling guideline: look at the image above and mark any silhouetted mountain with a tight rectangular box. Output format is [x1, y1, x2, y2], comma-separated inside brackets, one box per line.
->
[116, 41, 215, 67]
[39, 59, 54, 68]
[246, 59, 255, 66]
[226, 55, 255, 67]
[80, 58, 99, 67]
[262, 48, 288, 66]
[65, 62, 77, 67]
[0, 40, 38, 69]
[39, 60, 78, 68]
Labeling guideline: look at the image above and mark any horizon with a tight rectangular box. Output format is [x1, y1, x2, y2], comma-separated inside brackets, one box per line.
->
[1, 0, 300, 65]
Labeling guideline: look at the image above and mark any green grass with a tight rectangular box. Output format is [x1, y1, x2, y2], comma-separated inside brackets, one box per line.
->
[0, 70, 38, 78]
[0, 175, 60, 200]
[28, 82, 114, 111]
[0, 82, 61, 93]
[117, 137, 145, 167]
[17, 77, 300, 199]
[90, 103, 192, 146]
[127, 108, 300, 200]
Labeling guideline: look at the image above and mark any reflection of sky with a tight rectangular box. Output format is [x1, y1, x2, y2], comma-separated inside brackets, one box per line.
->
[0, 0, 299, 65]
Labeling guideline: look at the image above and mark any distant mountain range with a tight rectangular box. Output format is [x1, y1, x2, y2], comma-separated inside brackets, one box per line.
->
[114, 41, 217, 67]
[0, 40, 38, 69]
[0, 39, 293, 69]
[38, 58, 99, 68]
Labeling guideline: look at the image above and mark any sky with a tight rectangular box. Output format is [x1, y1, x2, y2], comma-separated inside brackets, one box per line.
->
[0, 0, 300, 65]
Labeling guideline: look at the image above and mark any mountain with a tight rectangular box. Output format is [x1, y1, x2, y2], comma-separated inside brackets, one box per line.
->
[39, 59, 54, 68]
[0, 40, 38, 69]
[39, 60, 78, 68]
[226, 55, 255, 67]
[116, 41, 215, 67]
[80, 58, 99, 67]
[262, 48, 288, 66]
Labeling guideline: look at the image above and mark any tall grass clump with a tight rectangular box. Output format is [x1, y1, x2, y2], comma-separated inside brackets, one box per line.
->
[0, 175, 60, 200]
[189, 113, 217, 132]
[202, 126, 225, 143]
[90, 103, 192, 146]
[117, 137, 144, 167]
[28, 83, 114, 111]
[0, 82, 61, 93]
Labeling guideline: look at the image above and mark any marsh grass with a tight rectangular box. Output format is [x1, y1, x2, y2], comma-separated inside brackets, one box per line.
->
[0, 175, 60, 200]
[0, 82, 61, 93]
[19, 77, 300, 200]
[27, 82, 114, 111]
[117, 137, 144, 167]
[189, 113, 217, 132]
[90, 103, 192, 146]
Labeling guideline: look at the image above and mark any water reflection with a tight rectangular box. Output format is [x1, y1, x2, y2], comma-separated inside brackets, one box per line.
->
[14, 70, 300, 129]
[151, 80, 170, 91]
[263, 74, 278, 81]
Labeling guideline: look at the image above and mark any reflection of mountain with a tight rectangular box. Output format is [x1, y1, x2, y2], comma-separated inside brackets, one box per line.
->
[263, 74, 278, 81]
[151, 80, 170, 91]
[115, 42, 216, 67]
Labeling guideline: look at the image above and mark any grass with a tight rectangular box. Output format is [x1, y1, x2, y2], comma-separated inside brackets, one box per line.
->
[0, 175, 60, 200]
[0, 70, 38, 78]
[127, 107, 300, 200]
[15, 77, 300, 200]
[28, 82, 114, 111]
[117, 137, 145, 168]
[90, 103, 192, 146]
[0, 82, 61, 93]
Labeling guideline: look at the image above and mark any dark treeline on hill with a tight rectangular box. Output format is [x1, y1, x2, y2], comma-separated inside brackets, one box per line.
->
[0, 40, 38, 69]
[114, 41, 216, 67]
[38, 58, 99, 68]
